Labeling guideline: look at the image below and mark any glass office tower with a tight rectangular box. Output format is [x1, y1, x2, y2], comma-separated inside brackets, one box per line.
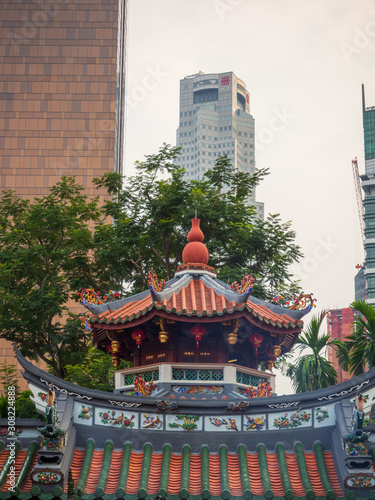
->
[361, 84, 375, 303]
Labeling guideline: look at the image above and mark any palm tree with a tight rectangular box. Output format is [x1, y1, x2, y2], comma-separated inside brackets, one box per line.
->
[287, 310, 338, 393]
[342, 299, 375, 376]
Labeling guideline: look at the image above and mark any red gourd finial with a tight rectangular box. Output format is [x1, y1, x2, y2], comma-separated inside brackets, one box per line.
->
[182, 218, 209, 265]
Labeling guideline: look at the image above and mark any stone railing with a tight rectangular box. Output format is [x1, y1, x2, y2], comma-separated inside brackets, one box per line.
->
[114, 363, 275, 395]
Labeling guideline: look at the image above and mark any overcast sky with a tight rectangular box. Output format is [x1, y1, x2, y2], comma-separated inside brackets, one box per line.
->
[124, 1, 375, 392]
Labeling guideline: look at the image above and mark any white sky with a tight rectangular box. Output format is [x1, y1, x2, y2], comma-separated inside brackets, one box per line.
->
[124, 0, 375, 393]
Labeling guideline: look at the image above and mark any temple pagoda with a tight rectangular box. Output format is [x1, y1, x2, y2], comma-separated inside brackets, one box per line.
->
[87, 218, 311, 375]
[1, 219, 375, 500]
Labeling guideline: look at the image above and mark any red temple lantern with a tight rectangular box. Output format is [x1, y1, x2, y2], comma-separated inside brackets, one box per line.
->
[248, 332, 264, 356]
[190, 325, 207, 349]
[131, 329, 146, 348]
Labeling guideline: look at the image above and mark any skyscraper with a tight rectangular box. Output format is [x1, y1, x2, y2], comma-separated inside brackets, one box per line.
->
[360, 84, 375, 304]
[175, 71, 264, 218]
[0, 0, 127, 385]
[0, 0, 127, 199]
[326, 308, 352, 384]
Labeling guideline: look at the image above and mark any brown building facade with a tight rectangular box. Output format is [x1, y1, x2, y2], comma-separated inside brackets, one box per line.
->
[0, 0, 126, 197]
[0, 0, 127, 387]
[327, 308, 354, 384]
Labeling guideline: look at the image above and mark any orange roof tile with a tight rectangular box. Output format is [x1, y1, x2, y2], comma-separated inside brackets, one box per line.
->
[2, 442, 346, 499]
[91, 276, 302, 330]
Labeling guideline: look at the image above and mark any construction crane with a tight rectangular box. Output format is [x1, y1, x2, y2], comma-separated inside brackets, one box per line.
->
[352, 157, 366, 252]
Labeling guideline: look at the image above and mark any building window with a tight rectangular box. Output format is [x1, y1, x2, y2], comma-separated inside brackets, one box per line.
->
[193, 88, 219, 104]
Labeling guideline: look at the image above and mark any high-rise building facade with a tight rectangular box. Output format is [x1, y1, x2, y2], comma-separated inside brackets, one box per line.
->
[327, 308, 353, 384]
[354, 264, 366, 301]
[0, 0, 127, 385]
[360, 85, 375, 304]
[175, 71, 264, 218]
[0, 0, 127, 199]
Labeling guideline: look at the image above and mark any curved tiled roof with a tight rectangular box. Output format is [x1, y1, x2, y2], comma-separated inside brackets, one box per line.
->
[1, 440, 345, 500]
[90, 274, 305, 331]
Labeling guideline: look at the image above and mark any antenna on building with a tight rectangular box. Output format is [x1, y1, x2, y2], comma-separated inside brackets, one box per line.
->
[362, 83, 366, 112]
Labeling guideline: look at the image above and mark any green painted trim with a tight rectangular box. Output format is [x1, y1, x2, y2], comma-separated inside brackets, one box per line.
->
[95, 441, 114, 497]
[257, 444, 273, 499]
[314, 442, 335, 500]
[157, 444, 172, 499]
[13, 441, 38, 495]
[52, 485, 63, 497]
[76, 439, 95, 495]
[8, 493, 32, 500]
[179, 445, 191, 499]
[219, 445, 230, 500]
[31, 484, 42, 496]
[201, 445, 211, 499]
[0, 440, 21, 488]
[38, 493, 55, 500]
[65, 494, 348, 500]
[237, 445, 252, 499]
[294, 442, 315, 500]
[116, 442, 132, 497]
[137, 443, 152, 499]
[0, 441, 4, 454]
[276, 444, 294, 500]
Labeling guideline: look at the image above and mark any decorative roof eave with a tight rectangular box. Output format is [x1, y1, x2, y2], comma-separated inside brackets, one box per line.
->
[91, 307, 303, 337]
[14, 345, 375, 410]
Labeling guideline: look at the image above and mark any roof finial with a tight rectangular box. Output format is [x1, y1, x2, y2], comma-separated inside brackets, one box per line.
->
[195, 208, 197, 218]
[182, 218, 209, 264]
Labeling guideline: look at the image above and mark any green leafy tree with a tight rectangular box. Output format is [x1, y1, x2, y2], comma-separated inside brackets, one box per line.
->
[0, 361, 41, 419]
[15, 390, 42, 420]
[0, 360, 20, 397]
[0, 177, 102, 378]
[64, 348, 130, 392]
[337, 300, 375, 376]
[285, 310, 338, 393]
[93, 144, 302, 300]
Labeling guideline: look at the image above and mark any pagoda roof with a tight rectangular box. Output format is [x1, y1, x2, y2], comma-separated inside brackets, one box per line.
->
[89, 273, 306, 332]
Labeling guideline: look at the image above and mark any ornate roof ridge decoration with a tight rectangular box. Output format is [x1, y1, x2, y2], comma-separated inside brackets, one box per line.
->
[271, 293, 317, 314]
[231, 273, 255, 294]
[149, 273, 192, 303]
[77, 288, 120, 332]
[77, 288, 120, 310]
[175, 261, 217, 276]
[148, 271, 166, 292]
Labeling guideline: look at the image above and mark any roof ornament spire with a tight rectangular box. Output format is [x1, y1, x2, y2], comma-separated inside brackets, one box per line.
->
[182, 218, 209, 265]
